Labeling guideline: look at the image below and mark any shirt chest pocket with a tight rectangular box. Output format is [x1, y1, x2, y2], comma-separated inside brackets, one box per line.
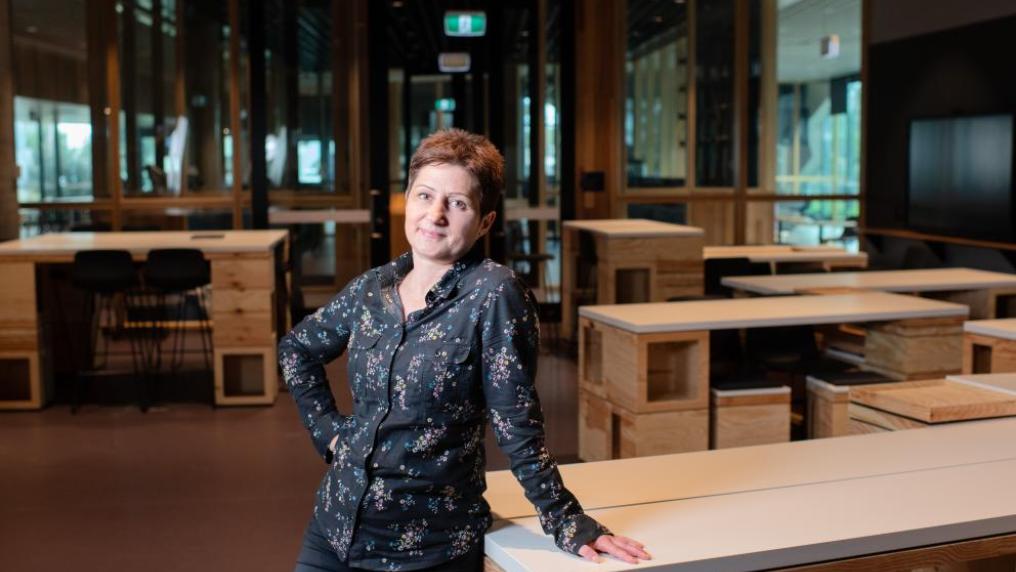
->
[416, 342, 475, 416]
[347, 331, 384, 396]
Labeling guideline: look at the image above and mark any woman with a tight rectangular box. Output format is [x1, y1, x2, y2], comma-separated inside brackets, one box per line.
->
[280, 129, 650, 571]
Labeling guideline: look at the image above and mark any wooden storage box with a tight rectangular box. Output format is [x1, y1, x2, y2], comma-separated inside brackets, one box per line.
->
[578, 318, 709, 414]
[578, 389, 708, 461]
[963, 333, 1016, 374]
[864, 317, 963, 379]
[214, 347, 279, 406]
[710, 386, 791, 449]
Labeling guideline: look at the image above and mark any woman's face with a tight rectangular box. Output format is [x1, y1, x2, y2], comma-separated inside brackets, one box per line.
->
[404, 163, 496, 265]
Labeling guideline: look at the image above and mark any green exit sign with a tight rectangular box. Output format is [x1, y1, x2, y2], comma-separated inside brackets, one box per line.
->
[444, 11, 486, 37]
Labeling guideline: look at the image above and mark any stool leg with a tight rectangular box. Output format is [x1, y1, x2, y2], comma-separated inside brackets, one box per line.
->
[169, 293, 187, 373]
[125, 293, 148, 413]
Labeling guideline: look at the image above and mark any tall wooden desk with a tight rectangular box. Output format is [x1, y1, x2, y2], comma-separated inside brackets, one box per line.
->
[703, 245, 868, 271]
[0, 231, 288, 409]
[576, 292, 968, 459]
[484, 418, 1016, 571]
[964, 319, 1016, 374]
[722, 268, 1016, 319]
[561, 219, 704, 340]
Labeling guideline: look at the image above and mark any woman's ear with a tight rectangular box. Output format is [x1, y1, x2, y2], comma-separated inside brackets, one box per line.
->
[477, 210, 497, 237]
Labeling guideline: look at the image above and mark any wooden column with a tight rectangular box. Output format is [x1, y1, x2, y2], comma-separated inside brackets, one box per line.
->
[574, 0, 624, 219]
[333, 0, 370, 285]
[0, 0, 17, 240]
[732, 0, 749, 244]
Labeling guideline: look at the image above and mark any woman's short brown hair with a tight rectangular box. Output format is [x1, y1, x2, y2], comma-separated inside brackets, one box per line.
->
[407, 129, 504, 215]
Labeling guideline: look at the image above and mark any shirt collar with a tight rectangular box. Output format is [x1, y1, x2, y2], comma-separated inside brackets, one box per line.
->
[377, 248, 484, 305]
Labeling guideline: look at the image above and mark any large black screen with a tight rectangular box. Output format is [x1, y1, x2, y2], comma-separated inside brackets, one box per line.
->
[908, 115, 1014, 241]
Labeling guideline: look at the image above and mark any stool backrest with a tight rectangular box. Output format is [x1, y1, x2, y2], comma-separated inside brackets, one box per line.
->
[72, 250, 138, 293]
[144, 249, 211, 291]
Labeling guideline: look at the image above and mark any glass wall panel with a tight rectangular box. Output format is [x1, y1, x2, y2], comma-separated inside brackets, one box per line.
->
[626, 202, 688, 224]
[183, 0, 232, 194]
[545, 3, 561, 208]
[695, 0, 735, 187]
[295, 1, 335, 192]
[625, 0, 689, 188]
[118, 0, 178, 196]
[774, 198, 859, 248]
[773, 0, 861, 196]
[12, 0, 93, 201]
[14, 98, 94, 202]
[499, 3, 533, 203]
[17, 208, 109, 237]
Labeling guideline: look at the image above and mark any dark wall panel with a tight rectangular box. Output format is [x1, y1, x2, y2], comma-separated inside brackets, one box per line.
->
[866, 15, 1016, 229]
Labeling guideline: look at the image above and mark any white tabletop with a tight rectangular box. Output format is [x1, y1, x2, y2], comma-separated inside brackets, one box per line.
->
[948, 373, 1016, 396]
[487, 458, 1016, 571]
[485, 416, 1016, 520]
[703, 245, 868, 265]
[964, 318, 1016, 341]
[562, 219, 704, 238]
[722, 268, 1016, 295]
[0, 231, 288, 260]
[485, 417, 1016, 571]
[577, 291, 967, 334]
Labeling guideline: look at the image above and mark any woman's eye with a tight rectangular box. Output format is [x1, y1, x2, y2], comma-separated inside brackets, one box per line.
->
[416, 191, 430, 200]
[451, 200, 467, 210]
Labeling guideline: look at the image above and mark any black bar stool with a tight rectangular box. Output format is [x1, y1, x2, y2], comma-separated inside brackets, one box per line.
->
[70, 250, 145, 412]
[142, 249, 213, 377]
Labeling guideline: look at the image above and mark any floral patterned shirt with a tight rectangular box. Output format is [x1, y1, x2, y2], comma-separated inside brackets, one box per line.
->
[279, 251, 609, 570]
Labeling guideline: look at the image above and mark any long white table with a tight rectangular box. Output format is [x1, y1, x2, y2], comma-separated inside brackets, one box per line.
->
[485, 418, 1016, 571]
[578, 291, 967, 334]
[722, 268, 1016, 319]
[703, 245, 868, 269]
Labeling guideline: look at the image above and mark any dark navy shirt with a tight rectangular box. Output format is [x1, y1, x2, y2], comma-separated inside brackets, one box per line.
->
[279, 251, 608, 570]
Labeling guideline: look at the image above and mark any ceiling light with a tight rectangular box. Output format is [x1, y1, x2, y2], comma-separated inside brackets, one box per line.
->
[438, 52, 471, 73]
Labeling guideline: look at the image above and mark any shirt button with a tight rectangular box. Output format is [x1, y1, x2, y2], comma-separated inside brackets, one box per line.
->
[373, 463, 378, 468]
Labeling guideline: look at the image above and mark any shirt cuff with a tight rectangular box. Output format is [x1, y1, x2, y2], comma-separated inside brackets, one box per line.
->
[553, 513, 612, 555]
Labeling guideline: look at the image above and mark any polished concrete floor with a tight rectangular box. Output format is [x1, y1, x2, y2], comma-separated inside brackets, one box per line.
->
[0, 345, 580, 571]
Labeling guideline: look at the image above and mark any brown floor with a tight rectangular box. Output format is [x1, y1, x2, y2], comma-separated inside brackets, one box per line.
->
[0, 345, 580, 571]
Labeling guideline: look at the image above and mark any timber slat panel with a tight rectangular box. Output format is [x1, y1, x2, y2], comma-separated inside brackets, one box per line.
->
[211, 258, 274, 290]
[850, 379, 1016, 423]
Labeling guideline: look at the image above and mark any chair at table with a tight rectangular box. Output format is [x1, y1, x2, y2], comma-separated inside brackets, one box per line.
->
[141, 249, 213, 381]
[70, 250, 146, 412]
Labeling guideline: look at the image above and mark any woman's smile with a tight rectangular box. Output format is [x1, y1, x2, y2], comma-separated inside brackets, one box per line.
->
[417, 227, 446, 240]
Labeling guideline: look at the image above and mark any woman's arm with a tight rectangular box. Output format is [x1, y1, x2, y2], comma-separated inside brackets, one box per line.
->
[278, 275, 365, 462]
[479, 276, 649, 563]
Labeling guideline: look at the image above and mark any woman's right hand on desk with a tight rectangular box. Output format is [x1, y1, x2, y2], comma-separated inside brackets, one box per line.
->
[578, 534, 652, 564]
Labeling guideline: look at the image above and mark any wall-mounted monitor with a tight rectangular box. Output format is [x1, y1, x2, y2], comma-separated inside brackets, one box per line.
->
[908, 114, 1015, 242]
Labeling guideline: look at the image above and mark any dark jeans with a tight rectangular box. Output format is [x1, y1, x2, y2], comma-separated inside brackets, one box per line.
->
[294, 517, 484, 572]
